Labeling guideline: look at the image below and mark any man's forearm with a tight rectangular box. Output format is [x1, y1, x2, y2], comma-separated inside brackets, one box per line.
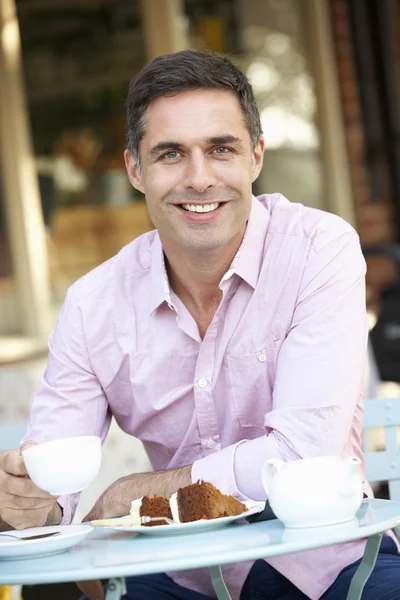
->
[85, 465, 192, 521]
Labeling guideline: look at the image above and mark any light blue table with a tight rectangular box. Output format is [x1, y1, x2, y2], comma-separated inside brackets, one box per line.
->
[0, 499, 399, 600]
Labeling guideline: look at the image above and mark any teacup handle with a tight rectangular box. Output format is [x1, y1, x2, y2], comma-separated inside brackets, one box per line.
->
[262, 458, 284, 495]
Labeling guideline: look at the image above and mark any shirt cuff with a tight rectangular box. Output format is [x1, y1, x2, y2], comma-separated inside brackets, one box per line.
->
[57, 493, 80, 525]
[192, 435, 286, 502]
[191, 440, 250, 501]
[234, 435, 277, 500]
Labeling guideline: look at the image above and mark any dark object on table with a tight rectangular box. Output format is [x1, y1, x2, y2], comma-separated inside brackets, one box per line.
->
[245, 501, 276, 523]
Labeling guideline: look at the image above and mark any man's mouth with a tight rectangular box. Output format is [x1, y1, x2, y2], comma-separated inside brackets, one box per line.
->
[180, 202, 221, 213]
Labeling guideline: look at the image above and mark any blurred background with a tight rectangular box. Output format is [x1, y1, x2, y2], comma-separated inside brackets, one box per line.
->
[0, 1, 400, 587]
[1, 0, 400, 349]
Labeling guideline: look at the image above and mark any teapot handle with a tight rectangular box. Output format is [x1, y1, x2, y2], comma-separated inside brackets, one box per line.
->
[262, 458, 284, 496]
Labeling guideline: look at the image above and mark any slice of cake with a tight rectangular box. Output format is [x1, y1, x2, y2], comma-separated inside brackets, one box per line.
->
[175, 481, 246, 523]
[130, 480, 247, 526]
[130, 494, 173, 526]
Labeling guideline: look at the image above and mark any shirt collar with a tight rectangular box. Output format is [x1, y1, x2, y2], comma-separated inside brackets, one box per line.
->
[148, 195, 270, 313]
[229, 195, 270, 289]
[148, 234, 176, 315]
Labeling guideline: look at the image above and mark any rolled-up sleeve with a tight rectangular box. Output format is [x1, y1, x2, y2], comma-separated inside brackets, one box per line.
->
[193, 230, 368, 500]
[22, 290, 111, 523]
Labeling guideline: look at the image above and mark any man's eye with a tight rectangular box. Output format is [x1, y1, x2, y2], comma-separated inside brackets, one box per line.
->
[162, 151, 180, 160]
[214, 147, 230, 155]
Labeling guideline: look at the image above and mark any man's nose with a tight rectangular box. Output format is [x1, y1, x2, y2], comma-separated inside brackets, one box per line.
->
[183, 151, 217, 192]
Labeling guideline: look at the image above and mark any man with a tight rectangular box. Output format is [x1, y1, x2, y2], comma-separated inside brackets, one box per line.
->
[0, 50, 399, 600]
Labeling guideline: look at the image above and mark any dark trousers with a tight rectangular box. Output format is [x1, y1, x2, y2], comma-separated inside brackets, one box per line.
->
[84, 537, 400, 599]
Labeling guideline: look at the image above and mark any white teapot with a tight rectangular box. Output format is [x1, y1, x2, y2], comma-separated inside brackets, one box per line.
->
[262, 455, 364, 528]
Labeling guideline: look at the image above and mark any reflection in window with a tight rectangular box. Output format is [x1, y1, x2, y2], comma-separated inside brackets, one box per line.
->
[260, 106, 319, 150]
[237, 0, 324, 208]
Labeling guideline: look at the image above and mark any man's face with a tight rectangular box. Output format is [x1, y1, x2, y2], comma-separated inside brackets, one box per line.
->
[125, 89, 264, 255]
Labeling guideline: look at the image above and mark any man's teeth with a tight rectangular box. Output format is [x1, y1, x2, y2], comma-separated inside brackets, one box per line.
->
[181, 202, 221, 213]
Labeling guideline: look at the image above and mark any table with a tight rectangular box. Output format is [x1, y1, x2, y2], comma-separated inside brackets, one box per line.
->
[1, 499, 400, 600]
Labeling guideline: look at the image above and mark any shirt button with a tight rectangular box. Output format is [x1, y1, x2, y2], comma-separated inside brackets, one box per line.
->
[258, 353, 267, 362]
[198, 378, 208, 388]
[206, 438, 217, 449]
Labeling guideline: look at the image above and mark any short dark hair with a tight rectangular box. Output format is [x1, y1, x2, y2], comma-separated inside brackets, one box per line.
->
[126, 50, 262, 167]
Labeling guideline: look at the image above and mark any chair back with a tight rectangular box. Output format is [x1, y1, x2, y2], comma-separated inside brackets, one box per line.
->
[0, 424, 26, 453]
[363, 397, 400, 501]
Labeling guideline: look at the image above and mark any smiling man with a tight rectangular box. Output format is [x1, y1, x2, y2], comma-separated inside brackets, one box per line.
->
[125, 86, 264, 340]
[1, 50, 400, 600]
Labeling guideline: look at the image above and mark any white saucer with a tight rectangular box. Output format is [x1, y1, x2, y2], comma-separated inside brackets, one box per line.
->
[0, 525, 92, 560]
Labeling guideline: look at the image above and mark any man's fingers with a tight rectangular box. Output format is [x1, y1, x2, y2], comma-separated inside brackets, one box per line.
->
[20, 440, 38, 453]
[0, 450, 28, 477]
[1, 506, 54, 530]
[0, 445, 59, 531]
[0, 470, 54, 499]
[0, 442, 38, 477]
[0, 490, 56, 510]
[76, 579, 104, 600]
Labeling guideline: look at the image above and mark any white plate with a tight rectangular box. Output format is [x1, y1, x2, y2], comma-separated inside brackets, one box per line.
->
[108, 501, 265, 536]
[0, 525, 92, 560]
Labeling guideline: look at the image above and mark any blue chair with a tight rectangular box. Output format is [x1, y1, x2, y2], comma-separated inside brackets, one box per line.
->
[363, 396, 400, 542]
[0, 424, 26, 453]
[363, 397, 400, 502]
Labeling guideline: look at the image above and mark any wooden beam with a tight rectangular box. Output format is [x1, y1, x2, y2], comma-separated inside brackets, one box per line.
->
[139, 0, 186, 61]
[0, 0, 51, 338]
[305, 0, 356, 225]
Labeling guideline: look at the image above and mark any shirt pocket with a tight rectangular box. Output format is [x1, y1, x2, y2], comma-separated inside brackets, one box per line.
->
[224, 337, 282, 432]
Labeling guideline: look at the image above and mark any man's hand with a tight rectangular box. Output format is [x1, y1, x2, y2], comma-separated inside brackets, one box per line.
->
[83, 465, 192, 522]
[75, 580, 104, 600]
[0, 441, 62, 531]
[75, 466, 192, 599]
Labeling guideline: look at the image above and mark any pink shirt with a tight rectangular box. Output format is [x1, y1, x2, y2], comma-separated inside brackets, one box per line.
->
[26, 194, 369, 600]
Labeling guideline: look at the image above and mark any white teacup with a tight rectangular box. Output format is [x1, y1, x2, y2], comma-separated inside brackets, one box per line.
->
[22, 436, 102, 496]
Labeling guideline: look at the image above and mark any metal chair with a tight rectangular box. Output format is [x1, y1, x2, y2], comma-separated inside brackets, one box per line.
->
[363, 397, 400, 502]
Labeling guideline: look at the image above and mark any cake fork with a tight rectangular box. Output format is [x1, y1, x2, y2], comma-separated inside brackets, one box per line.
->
[0, 531, 61, 541]
[90, 515, 176, 527]
[140, 516, 176, 525]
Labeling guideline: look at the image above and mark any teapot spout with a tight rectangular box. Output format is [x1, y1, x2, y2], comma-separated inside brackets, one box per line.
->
[339, 456, 362, 498]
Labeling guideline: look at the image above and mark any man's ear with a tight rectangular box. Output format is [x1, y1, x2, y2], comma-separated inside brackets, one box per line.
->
[124, 150, 145, 194]
[251, 137, 265, 183]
